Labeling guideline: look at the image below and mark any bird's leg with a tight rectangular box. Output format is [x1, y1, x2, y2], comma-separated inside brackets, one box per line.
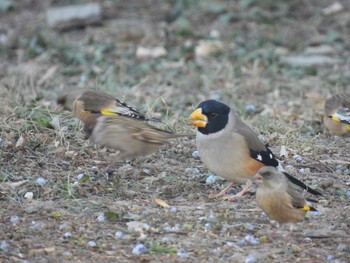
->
[208, 182, 235, 199]
[222, 183, 251, 201]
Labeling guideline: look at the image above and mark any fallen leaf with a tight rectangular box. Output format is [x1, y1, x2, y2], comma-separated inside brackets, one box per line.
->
[154, 198, 170, 208]
[15, 135, 24, 147]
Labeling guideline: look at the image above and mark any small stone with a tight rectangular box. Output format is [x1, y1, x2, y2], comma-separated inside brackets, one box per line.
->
[132, 243, 147, 255]
[177, 248, 188, 258]
[322, 2, 344, 15]
[298, 168, 305, 173]
[161, 237, 169, 244]
[36, 177, 46, 186]
[24, 192, 33, 202]
[77, 173, 84, 180]
[292, 155, 302, 163]
[115, 231, 123, 238]
[0, 240, 9, 250]
[192, 150, 200, 159]
[304, 237, 312, 243]
[205, 175, 217, 184]
[87, 241, 96, 247]
[62, 251, 72, 259]
[63, 232, 72, 238]
[96, 214, 105, 222]
[10, 215, 20, 224]
[245, 104, 256, 113]
[337, 243, 347, 251]
[244, 222, 255, 230]
[209, 29, 220, 39]
[226, 241, 234, 247]
[169, 206, 177, 213]
[244, 235, 259, 245]
[346, 190, 350, 200]
[245, 254, 257, 263]
[326, 255, 334, 261]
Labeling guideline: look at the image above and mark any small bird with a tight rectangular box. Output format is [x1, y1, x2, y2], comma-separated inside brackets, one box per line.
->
[189, 99, 321, 200]
[254, 166, 317, 224]
[323, 93, 350, 136]
[73, 90, 185, 159]
[73, 90, 161, 137]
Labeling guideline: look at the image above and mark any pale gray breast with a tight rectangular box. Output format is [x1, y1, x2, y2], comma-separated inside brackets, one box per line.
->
[195, 122, 250, 183]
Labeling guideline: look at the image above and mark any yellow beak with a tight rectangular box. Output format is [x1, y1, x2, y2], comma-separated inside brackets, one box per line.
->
[189, 108, 207, 128]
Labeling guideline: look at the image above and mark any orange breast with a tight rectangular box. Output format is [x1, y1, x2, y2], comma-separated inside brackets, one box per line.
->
[244, 157, 265, 178]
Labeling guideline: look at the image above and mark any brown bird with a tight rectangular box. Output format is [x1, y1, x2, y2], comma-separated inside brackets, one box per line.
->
[254, 166, 317, 224]
[73, 90, 185, 159]
[324, 93, 350, 136]
[189, 100, 321, 200]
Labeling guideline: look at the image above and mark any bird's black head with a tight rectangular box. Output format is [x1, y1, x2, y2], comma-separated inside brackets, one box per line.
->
[189, 100, 230, 135]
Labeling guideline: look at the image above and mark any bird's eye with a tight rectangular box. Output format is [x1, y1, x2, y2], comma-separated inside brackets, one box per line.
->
[210, 112, 218, 118]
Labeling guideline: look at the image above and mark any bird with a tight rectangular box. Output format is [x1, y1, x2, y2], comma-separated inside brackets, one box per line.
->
[73, 90, 186, 159]
[323, 93, 350, 136]
[189, 99, 321, 200]
[254, 166, 317, 224]
[73, 90, 161, 137]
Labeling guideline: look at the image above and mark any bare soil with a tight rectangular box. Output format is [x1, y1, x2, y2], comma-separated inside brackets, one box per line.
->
[0, 0, 349, 262]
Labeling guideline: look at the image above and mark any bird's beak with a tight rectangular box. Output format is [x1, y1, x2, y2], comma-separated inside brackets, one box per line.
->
[253, 173, 263, 185]
[189, 108, 207, 128]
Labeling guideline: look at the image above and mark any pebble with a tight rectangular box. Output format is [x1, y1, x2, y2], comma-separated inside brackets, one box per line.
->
[244, 222, 255, 230]
[0, 240, 8, 250]
[63, 232, 72, 238]
[346, 190, 350, 200]
[245, 254, 257, 263]
[24, 192, 33, 202]
[192, 150, 200, 159]
[205, 175, 217, 184]
[245, 104, 256, 113]
[169, 206, 177, 213]
[292, 155, 303, 163]
[326, 255, 334, 261]
[115, 231, 123, 238]
[161, 237, 169, 244]
[36, 177, 46, 186]
[177, 248, 189, 258]
[87, 241, 96, 247]
[77, 173, 84, 180]
[237, 235, 259, 246]
[132, 243, 147, 255]
[10, 215, 20, 224]
[298, 168, 305, 173]
[336, 243, 347, 251]
[96, 214, 105, 222]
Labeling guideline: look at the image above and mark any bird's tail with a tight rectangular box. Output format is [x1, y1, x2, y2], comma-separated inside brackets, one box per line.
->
[283, 172, 322, 196]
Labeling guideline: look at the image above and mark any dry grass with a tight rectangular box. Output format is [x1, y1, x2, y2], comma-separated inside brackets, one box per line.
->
[0, 0, 349, 262]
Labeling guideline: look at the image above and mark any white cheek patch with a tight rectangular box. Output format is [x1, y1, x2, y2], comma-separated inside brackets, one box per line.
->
[256, 154, 262, 161]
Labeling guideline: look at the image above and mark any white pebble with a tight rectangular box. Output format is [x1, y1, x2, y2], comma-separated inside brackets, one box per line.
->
[326, 255, 334, 261]
[0, 240, 8, 250]
[132, 243, 147, 255]
[226, 241, 234, 247]
[96, 215, 105, 222]
[298, 168, 305, 173]
[36, 177, 46, 185]
[115, 231, 123, 238]
[177, 248, 188, 258]
[346, 190, 350, 200]
[205, 175, 217, 184]
[87, 241, 96, 247]
[337, 243, 347, 251]
[77, 173, 84, 180]
[63, 232, 72, 238]
[292, 154, 302, 163]
[192, 151, 200, 159]
[244, 235, 259, 245]
[304, 237, 312, 243]
[24, 192, 33, 202]
[10, 215, 20, 224]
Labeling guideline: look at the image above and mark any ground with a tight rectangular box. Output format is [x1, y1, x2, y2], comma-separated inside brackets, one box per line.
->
[0, 0, 350, 262]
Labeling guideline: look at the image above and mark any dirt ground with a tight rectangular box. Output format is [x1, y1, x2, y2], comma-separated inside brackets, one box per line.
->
[0, 0, 350, 262]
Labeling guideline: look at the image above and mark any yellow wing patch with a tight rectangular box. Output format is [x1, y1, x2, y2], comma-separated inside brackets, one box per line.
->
[100, 109, 119, 116]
